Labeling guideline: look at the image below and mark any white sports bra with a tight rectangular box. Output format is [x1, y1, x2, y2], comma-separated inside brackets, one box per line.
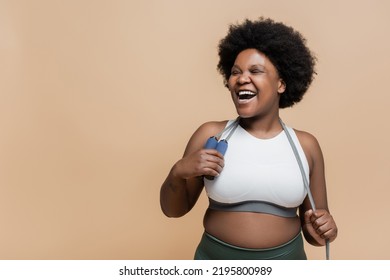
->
[204, 119, 309, 217]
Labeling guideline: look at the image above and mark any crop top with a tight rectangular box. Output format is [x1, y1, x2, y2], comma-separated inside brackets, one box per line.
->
[204, 120, 310, 217]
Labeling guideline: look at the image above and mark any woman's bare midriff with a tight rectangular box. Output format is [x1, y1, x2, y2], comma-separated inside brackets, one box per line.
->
[203, 209, 301, 249]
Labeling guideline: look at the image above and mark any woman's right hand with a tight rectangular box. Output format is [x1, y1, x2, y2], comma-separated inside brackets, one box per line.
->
[172, 148, 225, 179]
[160, 121, 228, 217]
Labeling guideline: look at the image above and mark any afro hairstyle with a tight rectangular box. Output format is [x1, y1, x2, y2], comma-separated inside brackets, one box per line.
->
[217, 17, 316, 108]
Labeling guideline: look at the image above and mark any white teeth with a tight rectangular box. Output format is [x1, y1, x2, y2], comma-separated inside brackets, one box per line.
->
[238, 91, 256, 96]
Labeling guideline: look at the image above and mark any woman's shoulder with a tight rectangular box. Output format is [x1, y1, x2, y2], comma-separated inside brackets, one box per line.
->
[293, 128, 324, 167]
[196, 120, 230, 135]
[183, 119, 230, 154]
[293, 128, 319, 147]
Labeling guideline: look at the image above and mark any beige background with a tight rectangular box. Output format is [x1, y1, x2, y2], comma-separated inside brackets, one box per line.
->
[1, 0, 389, 259]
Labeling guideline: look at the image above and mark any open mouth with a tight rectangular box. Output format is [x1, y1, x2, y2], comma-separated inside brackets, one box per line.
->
[237, 90, 257, 100]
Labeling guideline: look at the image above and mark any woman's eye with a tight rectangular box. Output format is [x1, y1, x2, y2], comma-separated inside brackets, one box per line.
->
[251, 69, 264, 74]
[231, 69, 240, 75]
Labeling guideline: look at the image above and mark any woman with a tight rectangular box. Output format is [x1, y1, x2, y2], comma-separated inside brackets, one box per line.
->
[160, 18, 338, 260]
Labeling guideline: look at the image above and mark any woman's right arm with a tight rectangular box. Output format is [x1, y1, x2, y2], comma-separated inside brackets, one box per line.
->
[160, 122, 225, 217]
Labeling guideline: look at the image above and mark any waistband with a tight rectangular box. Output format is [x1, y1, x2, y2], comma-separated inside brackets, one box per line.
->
[194, 231, 307, 260]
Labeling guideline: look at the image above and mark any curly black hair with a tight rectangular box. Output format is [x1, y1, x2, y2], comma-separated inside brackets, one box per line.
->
[217, 17, 316, 108]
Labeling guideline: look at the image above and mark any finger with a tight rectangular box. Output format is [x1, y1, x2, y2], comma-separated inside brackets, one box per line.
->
[311, 216, 331, 233]
[314, 217, 336, 236]
[304, 209, 314, 224]
[317, 227, 337, 241]
[203, 167, 221, 177]
[310, 209, 328, 225]
[312, 209, 327, 218]
[201, 153, 224, 169]
[203, 148, 224, 159]
[206, 161, 224, 174]
[312, 212, 333, 228]
[314, 223, 328, 235]
[198, 156, 224, 175]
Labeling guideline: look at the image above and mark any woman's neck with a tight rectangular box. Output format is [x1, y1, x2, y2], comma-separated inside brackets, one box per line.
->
[239, 114, 282, 139]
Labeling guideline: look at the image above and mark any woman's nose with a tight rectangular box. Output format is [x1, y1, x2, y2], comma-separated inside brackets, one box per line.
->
[238, 73, 250, 84]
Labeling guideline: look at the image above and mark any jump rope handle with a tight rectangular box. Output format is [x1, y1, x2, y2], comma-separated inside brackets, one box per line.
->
[204, 136, 229, 155]
[204, 137, 218, 149]
[202, 119, 240, 180]
[203, 138, 228, 180]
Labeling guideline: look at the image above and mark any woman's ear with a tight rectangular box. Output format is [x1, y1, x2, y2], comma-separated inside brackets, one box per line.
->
[277, 79, 286, 94]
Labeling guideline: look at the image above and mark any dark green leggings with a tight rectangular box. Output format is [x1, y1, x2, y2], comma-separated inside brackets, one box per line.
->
[194, 232, 307, 260]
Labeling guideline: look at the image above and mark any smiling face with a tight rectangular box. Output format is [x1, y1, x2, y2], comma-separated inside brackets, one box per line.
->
[228, 48, 286, 119]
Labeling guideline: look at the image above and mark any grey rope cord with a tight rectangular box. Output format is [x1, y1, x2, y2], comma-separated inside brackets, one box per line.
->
[215, 117, 240, 140]
[280, 119, 330, 260]
[224, 118, 240, 141]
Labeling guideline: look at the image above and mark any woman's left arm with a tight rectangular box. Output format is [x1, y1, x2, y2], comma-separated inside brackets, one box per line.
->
[297, 130, 338, 246]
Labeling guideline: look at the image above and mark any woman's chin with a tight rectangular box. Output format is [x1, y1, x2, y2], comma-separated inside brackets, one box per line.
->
[235, 108, 256, 118]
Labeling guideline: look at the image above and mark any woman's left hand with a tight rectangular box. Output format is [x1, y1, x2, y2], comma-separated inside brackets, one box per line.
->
[303, 209, 338, 246]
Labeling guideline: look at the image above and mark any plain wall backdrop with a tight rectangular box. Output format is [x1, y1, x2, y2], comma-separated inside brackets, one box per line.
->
[1, 0, 389, 259]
